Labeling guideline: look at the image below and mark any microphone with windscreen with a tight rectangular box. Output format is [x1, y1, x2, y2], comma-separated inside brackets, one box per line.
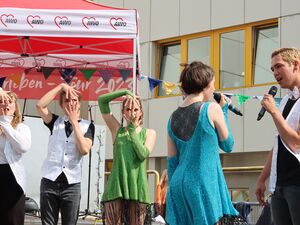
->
[213, 93, 243, 116]
[257, 86, 278, 121]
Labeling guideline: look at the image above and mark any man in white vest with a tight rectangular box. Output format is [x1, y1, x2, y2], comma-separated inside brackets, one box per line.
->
[256, 48, 300, 225]
[36, 83, 94, 225]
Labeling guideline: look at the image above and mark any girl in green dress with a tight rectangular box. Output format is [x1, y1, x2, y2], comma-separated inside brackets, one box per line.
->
[98, 90, 156, 225]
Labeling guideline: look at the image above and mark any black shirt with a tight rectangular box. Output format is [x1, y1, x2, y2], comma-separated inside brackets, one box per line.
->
[277, 98, 300, 186]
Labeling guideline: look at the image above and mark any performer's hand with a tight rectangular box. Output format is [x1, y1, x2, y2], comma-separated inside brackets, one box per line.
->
[60, 83, 80, 100]
[261, 94, 278, 115]
[0, 89, 12, 106]
[65, 101, 80, 125]
[255, 180, 266, 206]
[218, 93, 231, 108]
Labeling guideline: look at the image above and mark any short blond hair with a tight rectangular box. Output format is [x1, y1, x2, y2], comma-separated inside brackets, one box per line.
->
[272, 48, 300, 66]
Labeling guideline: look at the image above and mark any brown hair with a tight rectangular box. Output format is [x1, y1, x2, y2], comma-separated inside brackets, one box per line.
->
[59, 90, 82, 106]
[179, 61, 215, 95]
[271, 48, 300, 66]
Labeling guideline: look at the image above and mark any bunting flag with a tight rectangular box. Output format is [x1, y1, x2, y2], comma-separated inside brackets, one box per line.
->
[148, 77, 162, 92]
[59, 68, 77, 84]
[274, 98, 282, 107]
[163, 81, 179, 95]
[9, 72, 22, 85]
[80, 69, 96, 81]
[139, 74, 146, 80]
[0, 77, 6, 87]
[42, 67, 56, 80]
[235, 94, 251, 105]
[99, 69, 113, 84]
[24, 68, 32, 75]
[119, 69, 131, 81]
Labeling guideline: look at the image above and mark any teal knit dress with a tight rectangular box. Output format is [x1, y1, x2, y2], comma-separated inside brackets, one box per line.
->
[166, 102, 238, 225]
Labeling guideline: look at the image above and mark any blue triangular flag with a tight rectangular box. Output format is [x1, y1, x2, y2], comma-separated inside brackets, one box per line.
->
[59, 68, 77, 84]
[0, 77, 6, 87]
[148, 77, 162, 92]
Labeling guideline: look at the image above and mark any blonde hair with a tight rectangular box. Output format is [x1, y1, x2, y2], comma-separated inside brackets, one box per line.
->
[272, 48, 300, 66]
[0, 92, 22, 135]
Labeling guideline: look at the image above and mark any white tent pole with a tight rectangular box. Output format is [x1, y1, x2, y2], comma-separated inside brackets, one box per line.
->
[132, 37, 137, 95]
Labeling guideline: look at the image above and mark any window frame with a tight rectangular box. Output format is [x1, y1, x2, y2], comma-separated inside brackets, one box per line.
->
[154, 19, 278, 97]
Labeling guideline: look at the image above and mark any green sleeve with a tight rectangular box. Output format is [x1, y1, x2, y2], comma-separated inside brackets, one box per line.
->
[97, 90, 133, 114]
[128, 123, 150, 161]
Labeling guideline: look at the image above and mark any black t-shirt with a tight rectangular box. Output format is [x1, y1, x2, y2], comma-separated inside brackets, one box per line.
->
[277, 98, 300, 186]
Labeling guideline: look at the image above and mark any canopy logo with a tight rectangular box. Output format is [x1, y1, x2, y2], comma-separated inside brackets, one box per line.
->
[32, 59, 46, 67]
[11, 59, 25, 67]
[27, 15, 44, 28]
[82, 16, 100, 29]
[0, 14, 17, 27]
[53, 59, 67, 67]
[110, 17, 126, 30]
[54, 16, 72, 29]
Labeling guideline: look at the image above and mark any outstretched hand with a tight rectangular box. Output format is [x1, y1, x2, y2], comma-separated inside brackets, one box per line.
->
[0, 89, 12, 105]
[61, 83, 80, 100]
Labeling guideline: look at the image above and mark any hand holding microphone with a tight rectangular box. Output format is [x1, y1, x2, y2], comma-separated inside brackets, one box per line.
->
[257, 86, 278, 121]
[213, 93, 243, 116]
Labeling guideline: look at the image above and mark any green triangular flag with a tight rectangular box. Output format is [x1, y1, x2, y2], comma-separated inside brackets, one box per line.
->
[235, 94, 250, 105]
[80, 69, 96, 81]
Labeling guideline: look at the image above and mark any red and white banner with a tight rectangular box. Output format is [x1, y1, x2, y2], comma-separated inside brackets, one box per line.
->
[0, 8, 137, 38]
[1, 71, 133, 101]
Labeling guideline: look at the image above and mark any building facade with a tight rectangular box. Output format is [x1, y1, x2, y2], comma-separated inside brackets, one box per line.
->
[90, 0, 300, 202]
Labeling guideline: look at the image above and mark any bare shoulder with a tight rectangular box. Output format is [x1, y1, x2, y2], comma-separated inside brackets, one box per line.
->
[208, 102, 222, 114]
[146, 128, 156, 138]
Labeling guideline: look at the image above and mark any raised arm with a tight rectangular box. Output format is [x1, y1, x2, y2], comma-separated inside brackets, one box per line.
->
[98, 89, 133, 140]
[208, 101, 234, 152]
[65, 102, 93, 155]
[36, 83, 79, 124]
[0, 116, 31, 154]
[262, 94, 300, 153]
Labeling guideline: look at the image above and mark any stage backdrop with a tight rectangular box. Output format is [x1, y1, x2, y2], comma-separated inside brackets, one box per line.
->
[23, 116, 106, 212]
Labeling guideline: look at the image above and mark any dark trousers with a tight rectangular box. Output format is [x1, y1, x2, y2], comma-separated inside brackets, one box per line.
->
[271, 186, 300, 225]
[40, 177, 81, 225]
[0, 164, 25, 225]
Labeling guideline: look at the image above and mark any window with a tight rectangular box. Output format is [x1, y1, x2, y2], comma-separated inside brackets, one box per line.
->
[155, 19, 278, 97]
[253, 26, 279, 85]
[158, 43, 181, 96]
[187, 37, 210, 64]
[220, 30, 245, 89]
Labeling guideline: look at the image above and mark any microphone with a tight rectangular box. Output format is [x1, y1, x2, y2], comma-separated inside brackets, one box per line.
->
[257, 86, 278, 121]
[213, 93, 243, 116]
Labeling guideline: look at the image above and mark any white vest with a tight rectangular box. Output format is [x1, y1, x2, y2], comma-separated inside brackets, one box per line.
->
[41, 116, 90, 184]
[269, 95, 300, 191]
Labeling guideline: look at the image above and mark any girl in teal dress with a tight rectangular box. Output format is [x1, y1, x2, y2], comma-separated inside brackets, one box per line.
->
[166, 61, 238, 225]
[98, 90, 156, 225]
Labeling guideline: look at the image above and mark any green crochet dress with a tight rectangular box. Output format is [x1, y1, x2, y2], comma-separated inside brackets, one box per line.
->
[102, 126, 150, 204]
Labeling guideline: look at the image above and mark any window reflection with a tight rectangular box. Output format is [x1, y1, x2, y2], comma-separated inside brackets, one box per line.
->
[188, 37, 210, 64]
[253, 26, 278, 85]
[220, 30, 245, 88]
[158, 44, 181, 96]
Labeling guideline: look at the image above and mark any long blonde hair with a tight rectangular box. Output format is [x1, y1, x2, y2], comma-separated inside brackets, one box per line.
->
[0, 92, 22, 135]
[9, 92, 22, 128]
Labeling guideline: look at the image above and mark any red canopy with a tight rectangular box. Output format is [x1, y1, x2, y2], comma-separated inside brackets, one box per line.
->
[0, 0, 139, 100]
